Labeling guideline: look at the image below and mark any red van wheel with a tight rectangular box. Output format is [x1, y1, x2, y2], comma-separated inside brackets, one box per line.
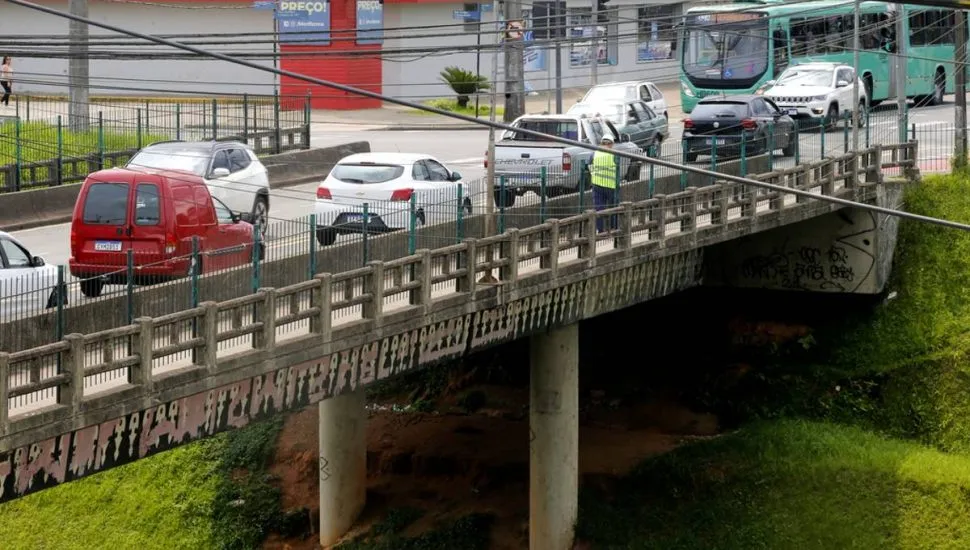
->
[80, 278, 104, 298]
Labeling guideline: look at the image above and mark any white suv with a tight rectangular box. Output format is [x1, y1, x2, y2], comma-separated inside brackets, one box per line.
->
[760, 62, 868, 130]
[127, 141, 271, 232]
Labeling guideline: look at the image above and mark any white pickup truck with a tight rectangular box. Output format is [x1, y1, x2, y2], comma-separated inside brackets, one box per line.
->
[489, 114, 643, 207]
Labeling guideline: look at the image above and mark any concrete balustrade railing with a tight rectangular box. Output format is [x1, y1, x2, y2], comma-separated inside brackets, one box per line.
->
[0, 143, 916, 493]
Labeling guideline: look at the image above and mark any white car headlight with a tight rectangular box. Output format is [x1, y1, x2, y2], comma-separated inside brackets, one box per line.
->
[811, 95, 828, 102]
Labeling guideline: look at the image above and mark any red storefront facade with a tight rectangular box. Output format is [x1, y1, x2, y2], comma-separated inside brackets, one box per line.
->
[166, 0, 455, 110]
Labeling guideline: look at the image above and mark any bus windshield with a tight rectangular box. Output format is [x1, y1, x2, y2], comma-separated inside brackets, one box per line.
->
[683, 16, 769, 84]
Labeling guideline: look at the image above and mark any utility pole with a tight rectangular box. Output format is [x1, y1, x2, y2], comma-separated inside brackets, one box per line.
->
[68, 0, 90, 131]
[590, 0, 598, 86]
[851, 0, 860, 152]
[484, 0, 501, 251]
[895, 4, 907, 144]
[955, 10, 968, 168]
[503, 0, 525, 122]
[555, 3, 563, 113]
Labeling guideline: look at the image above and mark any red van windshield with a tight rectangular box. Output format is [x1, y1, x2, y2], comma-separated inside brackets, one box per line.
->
[82, 182, 129, 225]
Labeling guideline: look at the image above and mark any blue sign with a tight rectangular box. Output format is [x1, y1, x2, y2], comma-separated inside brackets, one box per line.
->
[453, 9, 479, 20]
[276, 0, 331, 46]
[252, 0, 275, 9]
[357, 0, 383, 44]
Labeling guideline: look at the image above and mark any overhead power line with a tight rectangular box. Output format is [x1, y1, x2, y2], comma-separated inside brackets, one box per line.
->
[3, 0, 967, 233]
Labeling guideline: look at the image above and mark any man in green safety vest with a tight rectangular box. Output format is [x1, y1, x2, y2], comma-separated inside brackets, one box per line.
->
[591, 134, 619, 232]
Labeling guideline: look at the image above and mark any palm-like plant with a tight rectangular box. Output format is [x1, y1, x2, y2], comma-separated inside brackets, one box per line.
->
[439, 67, 490, 109]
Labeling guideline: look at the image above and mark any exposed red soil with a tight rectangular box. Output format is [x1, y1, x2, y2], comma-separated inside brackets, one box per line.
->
[262, 383, 720, 550]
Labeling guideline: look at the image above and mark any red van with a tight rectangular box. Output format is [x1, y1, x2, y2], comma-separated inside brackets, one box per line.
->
[69, 167, 261, 297]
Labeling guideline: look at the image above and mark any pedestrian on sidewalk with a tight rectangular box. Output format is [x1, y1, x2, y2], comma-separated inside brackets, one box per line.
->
[591, 134, 619, 233]
[1, 57, 12, 108]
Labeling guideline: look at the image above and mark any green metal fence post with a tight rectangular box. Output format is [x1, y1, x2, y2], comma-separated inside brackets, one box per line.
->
[820, 117, 826, 158]
[498, 176, 507, 234]
[191, 236, 200, 307]
[865, 108, 870, 148]
[136, 108, 143, 150]
[191, 236, 200, 362]
[56, 115, 63, 186]
[362, 203, 370, 266]
[794, 120, 800, 165]
[243, 94, 250, 143]
[408, 193, 417, 254]
[14, 117, 21, 191]
[176, 103, 182, 141]
[25, 96, 29, 121]
[274, 91, 282, 154]
[710, 136, 717, 186]
[456, 185, 465, 241]
[613, 155, 622, 206]
[145, 100, 150, 134]
[307, 214, 317, 278]
[767, 123, 774, 171]
[740, 132, 747, 177]
[911, 122, 916, 141]
[680, 139, 688, 190]
[578, 159, 587, 210]
[843, 111, 849, 154]
[647, 146, 656, 197]
[251, 222, 261, 293]
[211, 98, 218, 140]
[55, 265, 65, 341]
[126, 249, 134, 325]
[98, 111, 105, 169]
[303, 92, 312, 149]
[539, 166, 547, 222]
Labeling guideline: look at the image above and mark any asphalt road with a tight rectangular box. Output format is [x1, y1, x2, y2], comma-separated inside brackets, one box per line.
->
[8, 98, 956, 274]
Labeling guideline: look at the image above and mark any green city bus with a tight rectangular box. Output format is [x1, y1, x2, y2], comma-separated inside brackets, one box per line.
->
[679, 0, 965, 113]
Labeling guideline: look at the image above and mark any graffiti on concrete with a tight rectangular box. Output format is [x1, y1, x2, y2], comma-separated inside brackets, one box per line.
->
[0, 282, 585, 503]
[0, 249, 705, 503]
[730, 212, 878, 292]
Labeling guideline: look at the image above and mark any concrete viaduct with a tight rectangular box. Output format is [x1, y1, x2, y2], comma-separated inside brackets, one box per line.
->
[0, 142, 917, 549]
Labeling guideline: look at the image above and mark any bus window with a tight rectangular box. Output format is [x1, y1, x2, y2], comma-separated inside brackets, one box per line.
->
[772, 29, 788, 77]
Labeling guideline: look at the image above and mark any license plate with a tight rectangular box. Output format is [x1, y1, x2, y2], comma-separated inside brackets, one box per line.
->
[94, 240, 122, 252]
[705, 138, 727, 145]
[786, 109, 798, 116]
[345, 213, 368, 222]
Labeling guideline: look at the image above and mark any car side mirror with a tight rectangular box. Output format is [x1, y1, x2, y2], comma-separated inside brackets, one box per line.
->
[837, 80, 849, 88]
[31, 256, 45, 267]
[238, 212, 254, 224]
[619, 134, 631, 143]
[211, 167, 230, 178]
[450, 171, 462, 181]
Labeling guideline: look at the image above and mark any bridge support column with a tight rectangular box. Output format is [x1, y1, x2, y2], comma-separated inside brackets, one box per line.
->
[529, 324, 579, 550]
[318, 389, 367, 546]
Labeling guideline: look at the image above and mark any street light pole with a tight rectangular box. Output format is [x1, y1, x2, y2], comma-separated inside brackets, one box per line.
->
[851, 0, 860, 152]
[475, 18, 483, 118]
[895, 4, 907, 144]
[67, 0, 89, 131]
[590, 0, 598, 86]
[955, 10, 967, 168]
[480, 0, 502, 283]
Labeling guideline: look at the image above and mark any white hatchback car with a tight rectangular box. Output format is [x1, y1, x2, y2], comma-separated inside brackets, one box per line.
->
[0, 231, 63, 317]
[760, 62, 868, 130]
[580, 80, 668, 120]
[127, 140, 271, 233]
[314, 153, 472, 247]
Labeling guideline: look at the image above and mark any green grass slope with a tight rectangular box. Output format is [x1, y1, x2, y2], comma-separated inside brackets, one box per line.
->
[0, 440, 219, 550]
[577, 419, 970, 550]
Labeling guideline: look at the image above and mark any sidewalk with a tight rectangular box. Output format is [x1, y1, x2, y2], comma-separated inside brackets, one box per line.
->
[310, 81, 683, 132]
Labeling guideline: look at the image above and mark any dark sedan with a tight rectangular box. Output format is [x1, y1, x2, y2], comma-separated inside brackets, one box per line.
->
[682, 95, 797, 162]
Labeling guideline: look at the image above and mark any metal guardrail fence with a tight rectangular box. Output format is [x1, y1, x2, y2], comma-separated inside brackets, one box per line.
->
[0, 140, 920, 356]
[0, 141, 919, 459]
[0, 93, 312, 192]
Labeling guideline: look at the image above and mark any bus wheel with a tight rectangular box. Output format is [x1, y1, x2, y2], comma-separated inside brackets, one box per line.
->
[930, 70, 945, 106]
